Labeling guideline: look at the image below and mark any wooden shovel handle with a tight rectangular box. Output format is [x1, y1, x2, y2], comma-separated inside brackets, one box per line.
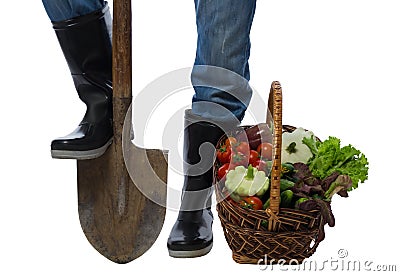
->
[113, 0, 132, 99]
[267, 81, 283, 217]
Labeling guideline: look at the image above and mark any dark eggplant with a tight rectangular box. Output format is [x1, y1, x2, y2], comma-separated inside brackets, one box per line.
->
[245, 123, 273, 150]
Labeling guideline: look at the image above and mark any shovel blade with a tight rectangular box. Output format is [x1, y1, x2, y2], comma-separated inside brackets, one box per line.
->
[77, 144, 168, 264]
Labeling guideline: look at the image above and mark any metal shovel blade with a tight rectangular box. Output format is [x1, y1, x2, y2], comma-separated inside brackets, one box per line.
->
[77, 99, 168, 264]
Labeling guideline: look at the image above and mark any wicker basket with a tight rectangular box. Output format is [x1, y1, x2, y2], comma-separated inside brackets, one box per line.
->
[215, 81, 326, 264]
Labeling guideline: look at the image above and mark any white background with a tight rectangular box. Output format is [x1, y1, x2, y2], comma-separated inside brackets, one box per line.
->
[1, 0, 399, 275]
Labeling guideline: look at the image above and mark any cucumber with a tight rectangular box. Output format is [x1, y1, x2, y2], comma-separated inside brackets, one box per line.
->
[280, 190, 294, 208]
[263, 198, 270, 210]
[262, 197, 281, 210]
[295, 197, 309, 209]
[261, 220, 269, 229]
[280, 179, 295, 191]
[281, 163, 295, 175]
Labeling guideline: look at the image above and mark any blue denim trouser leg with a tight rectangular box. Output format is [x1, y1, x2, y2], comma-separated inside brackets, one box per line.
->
[191, 0, 257, 123]
[42, 0, 105, 22]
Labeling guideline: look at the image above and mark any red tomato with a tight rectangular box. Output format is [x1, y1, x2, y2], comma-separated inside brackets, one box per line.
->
[231, 152, 248, 167]
[240, 196, 263, 210]
[225, 137, 237, 148]
[249, 150, 259, 166]
[257, 142, 273, 160]
[235, 142, 250, 156]
[253, 159, 269, 172]
[217, 146, 231, 164]
[243, 196, 263, 210]
[217, 163, 231, 180]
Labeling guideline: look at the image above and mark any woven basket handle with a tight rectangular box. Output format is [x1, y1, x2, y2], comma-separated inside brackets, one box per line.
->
[266, 81, 282, 231]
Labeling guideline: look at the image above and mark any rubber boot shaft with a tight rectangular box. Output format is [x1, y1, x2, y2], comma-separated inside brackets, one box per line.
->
[168, 110, 236, 257]
[50, 4, 113, 159]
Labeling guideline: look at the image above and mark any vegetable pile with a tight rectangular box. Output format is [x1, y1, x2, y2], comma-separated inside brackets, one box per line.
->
[216, 125, 369, 227]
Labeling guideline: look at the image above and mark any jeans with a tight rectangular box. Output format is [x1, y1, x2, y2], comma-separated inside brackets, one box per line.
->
[192, 0, 256, 122]
[42, 0, 105, 22]
[42, 0, 256, 122]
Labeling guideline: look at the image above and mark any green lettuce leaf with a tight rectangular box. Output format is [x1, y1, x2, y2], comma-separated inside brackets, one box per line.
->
[303, 136, 368, 191]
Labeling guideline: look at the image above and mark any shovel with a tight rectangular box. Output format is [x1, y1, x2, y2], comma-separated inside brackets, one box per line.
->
[76, 0, 168, 264]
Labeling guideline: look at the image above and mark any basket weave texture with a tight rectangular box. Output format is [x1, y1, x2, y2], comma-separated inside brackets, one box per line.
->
[214, 82, 327, 264]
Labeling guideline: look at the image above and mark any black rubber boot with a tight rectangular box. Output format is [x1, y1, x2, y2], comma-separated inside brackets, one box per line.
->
[167, 110, 235, 258]
[50, 4, 113, 160]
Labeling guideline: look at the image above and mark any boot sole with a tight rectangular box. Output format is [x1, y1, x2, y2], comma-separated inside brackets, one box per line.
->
[51, 138, 113, 160]
[168, 242, 213, 258]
